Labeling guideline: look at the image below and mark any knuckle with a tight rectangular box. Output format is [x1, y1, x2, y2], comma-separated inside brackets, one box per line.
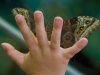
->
[37, 35, 43, 41]
[76, 44, 83, 51]
[23, 32, 31, 39]
[68, 51, 75, 58]
[7, 51, 12, 58]
[52, 35, 60, 44]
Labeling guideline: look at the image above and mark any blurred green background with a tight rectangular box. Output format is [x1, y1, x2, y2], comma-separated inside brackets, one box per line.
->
[0, 0, 100, 75]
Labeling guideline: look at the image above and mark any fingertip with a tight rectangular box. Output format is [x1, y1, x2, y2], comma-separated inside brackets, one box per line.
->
[54, 17, 63, 29]
[81, 38, 88, 45]
[34, 10, 42, 15]
[54, 17, 63, 21]
[73, 38, 88, 51]
[1, 43, 15, 52]
[54, 17, 63, 25]
[1, 43, 6, 50]
[15, 14, 27, 28]
[34, 11, 43, 20]
[15, 14, 23, 22]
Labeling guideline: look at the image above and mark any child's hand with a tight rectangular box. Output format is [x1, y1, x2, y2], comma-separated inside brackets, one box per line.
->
[1, 11, 88, 75]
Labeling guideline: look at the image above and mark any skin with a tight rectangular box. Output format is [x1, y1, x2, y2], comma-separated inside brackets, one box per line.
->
[1, 11, 88, 75]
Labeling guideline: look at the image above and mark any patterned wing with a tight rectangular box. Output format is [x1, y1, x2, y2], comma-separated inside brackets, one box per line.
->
[12, 8, 100, 48]
[45, 22, 53, 40]
[61, 16, 100, 48]
[12, 8, 36, 35]
[61, 17, 78, 48]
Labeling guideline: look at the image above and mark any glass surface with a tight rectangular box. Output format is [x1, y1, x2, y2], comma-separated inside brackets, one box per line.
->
[0, 0, 100, 75]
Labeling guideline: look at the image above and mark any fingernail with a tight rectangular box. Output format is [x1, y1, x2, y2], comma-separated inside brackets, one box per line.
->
[1, 45, 5, 50]
[82, 39, 87, 44]
[55, 19, 62, 25]
[35, 13, 41, 19]
[16, 15, 21, 22]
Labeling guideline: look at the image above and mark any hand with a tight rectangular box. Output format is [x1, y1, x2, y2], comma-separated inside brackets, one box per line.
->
[1, 11, 88, 75]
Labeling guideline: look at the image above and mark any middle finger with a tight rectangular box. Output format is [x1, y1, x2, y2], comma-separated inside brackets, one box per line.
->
[34, 11, 49, 49]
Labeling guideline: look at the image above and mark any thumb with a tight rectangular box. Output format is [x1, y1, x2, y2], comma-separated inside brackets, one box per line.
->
[63, 38, 88, 59]
[1, 43, 25, 67]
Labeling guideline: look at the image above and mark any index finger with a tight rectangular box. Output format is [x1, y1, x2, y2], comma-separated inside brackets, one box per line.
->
[15, 14, 38, 50]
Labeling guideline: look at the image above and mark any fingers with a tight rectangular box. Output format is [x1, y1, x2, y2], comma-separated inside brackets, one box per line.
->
[50, 17, 63, 50]
[34, 11, 49, 49]
[63, 38, 88, 59]
[1, 43, 25, 67]
[15, 14, 37, 50]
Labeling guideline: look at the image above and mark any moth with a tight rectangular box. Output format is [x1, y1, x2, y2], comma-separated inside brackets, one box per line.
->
[12, 8, 100, 48]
